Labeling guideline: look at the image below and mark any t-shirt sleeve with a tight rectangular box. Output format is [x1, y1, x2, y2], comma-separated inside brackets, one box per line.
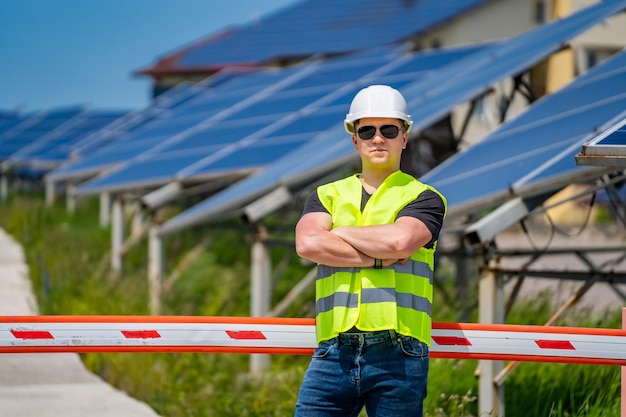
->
[301, 190, 328, 216]
[397, 190, 445, 247]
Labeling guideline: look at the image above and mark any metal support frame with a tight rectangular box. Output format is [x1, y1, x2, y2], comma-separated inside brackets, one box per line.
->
[478, 250, 505, 416]
[244, 186, 292, 223]
[65, 184, 76, 214]
[0, 174, 7, 203]
[148, 222, 163, 315]
[468, 242, 626, 415]
[250, 224, 272, 374]
[44, 178, 54, 206]
[111, 196, 124, 273]
[99, 192, 111, 228]
[141, 181, 183, 209]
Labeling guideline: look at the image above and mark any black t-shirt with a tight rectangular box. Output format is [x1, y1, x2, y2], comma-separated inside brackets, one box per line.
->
[301, 187, 445, 248]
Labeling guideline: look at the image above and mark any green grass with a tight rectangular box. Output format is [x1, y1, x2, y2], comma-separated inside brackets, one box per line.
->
[0, 193, 622, 416]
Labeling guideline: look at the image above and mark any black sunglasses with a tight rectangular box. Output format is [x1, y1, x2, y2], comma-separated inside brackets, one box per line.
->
[356, 125, 403, 140]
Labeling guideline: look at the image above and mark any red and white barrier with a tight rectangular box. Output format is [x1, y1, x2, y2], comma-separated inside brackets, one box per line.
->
[2, 316, 626, 366]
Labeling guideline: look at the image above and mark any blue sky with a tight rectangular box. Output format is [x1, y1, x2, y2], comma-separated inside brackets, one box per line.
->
[0, 0, 298, 113]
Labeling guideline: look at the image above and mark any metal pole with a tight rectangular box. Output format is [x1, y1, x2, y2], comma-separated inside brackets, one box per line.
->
[478, 258, 505, 416]
[455, 236, 470, 322]
[100, 192, 111, 228]
[0, 174, 6, 203]
[148, 223, 163, 316]
[111, 196, 124, 273]
[65, 184, 76, 214]
[45, 179, 54, 207]
[250, 225, 271, 373]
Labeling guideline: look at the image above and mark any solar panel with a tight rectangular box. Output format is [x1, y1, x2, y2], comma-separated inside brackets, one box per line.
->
[420, 48, 626, 219]
[75, 44, 486, 196]
[7, 110, 128, 168]
[154, 0, 490, 70]
[157, 0, 626, 236]
[48, 67, 305, 185]
[68, 82, 206, 160]
[575, 116, 626, 168]
[45, 81, 233, 183]
[0, 113, 28, 137]
[0, 107, 86, 161]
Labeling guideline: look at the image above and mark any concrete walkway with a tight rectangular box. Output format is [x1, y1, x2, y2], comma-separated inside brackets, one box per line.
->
[0, 229, 161, 417]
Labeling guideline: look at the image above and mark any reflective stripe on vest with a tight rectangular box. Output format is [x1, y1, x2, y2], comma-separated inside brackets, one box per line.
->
[314, 171, 446, 346]
[317, 289, 432, 316]
[317, 259, 434, 284]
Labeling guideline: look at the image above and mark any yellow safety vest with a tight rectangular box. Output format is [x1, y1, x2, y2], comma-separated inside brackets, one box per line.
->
[315, 171, 446, 345]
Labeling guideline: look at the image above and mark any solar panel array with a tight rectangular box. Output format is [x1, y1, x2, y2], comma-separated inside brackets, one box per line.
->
[47, 80, 219, 182]
[157, 0, 626, 236]
[7, 110, 128, 168]
[75, 44, 488, 195]
[141, 0, 490, 74]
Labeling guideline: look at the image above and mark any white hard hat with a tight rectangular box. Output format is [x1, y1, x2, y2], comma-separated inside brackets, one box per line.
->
[344, 85, 413, 134]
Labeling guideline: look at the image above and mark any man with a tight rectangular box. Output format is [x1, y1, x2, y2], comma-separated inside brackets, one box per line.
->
[294, 85, 446, 417]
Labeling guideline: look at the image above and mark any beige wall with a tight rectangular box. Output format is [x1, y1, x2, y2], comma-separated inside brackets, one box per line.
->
[420, 0, 537, 48]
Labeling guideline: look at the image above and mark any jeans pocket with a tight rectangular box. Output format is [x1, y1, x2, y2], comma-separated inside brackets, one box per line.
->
[312, 338, 337, 359]
[399, 337, 429, 359]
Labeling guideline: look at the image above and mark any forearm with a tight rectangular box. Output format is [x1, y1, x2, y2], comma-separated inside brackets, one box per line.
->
[332, 222, 427, 260]
[296, 229, 374, 267]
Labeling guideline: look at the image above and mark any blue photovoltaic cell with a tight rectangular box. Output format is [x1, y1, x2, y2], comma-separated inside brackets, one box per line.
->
[600, 129, 626, 145]
[163, 120, 270, 151]
[157, 0, 626, 235]
[579, 100, 626, 150]
[94, 151, 224, 187]
[206, 136, 311, 173]
[76, 44, 487, 195]
[57, 146, 150, 174]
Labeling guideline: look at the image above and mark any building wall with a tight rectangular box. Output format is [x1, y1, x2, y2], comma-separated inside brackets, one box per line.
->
[419, 0, 538, 49]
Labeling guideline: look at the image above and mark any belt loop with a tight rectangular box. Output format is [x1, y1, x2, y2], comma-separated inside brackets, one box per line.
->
[389, 330, 398, 347]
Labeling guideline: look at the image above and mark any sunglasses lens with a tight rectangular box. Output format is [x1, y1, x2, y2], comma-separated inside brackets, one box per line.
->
[357, 125, 401, 139]
[380, 125, 400, 139]
[357, 126, 376, 140]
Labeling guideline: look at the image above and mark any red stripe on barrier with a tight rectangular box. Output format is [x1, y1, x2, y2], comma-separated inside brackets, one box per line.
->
[432, 336, 472, 346]
[10, 330, 54, 339]
[432, 352, 626, 366]
[0, 345, 317, 355]
[535, 340, 575, 350]
[121, 330, 161, 339]
[433, 321, 626, 337]
[225, 330, 267, 340]
[1, 315, 316, 326]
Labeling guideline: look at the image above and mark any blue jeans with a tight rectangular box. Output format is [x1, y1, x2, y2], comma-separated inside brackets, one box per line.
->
[295, 330, 429, 417]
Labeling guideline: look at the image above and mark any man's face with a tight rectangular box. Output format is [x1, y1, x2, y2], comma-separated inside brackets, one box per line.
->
[352, 117, 407, 169]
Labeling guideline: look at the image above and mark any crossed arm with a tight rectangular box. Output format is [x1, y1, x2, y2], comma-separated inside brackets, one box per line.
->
[295, 211, 432, 268]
